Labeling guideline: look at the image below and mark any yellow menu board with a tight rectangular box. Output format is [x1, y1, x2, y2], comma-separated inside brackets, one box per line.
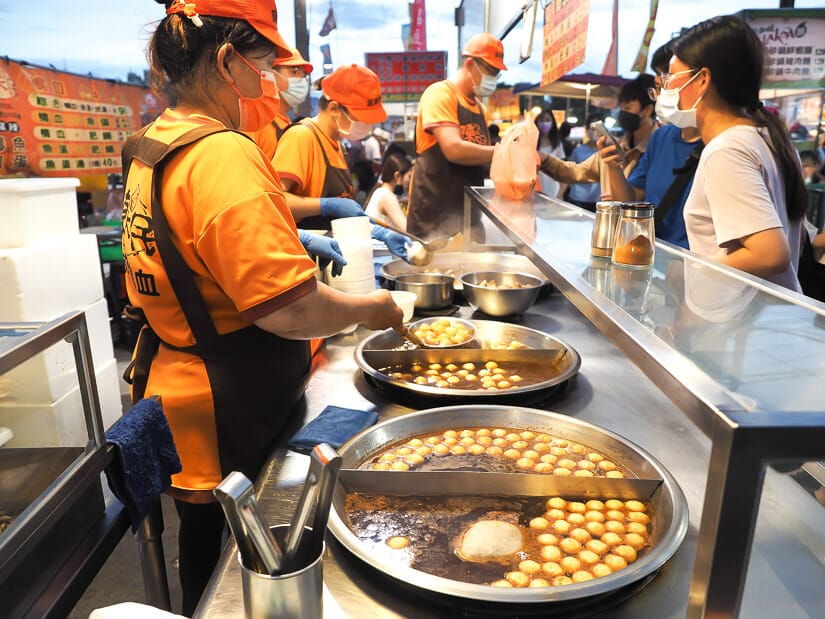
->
[542, 0, 591, 86]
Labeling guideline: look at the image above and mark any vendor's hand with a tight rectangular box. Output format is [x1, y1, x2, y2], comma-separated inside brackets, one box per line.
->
[298, 230, 347, 277]
[362, 289, 404, 331]
[371, 225, 410, 261]
[596, 136, 622, 168]
[319, 197, 366, 219]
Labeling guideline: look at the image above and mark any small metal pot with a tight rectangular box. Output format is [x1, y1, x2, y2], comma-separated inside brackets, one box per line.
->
[394, 273, 454, 310]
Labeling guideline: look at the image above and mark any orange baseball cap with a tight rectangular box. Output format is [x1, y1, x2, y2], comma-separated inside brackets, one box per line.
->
[462, 32, 507, 71]
[321, 65, 387, 124]
[274, 46, 313, 74]
[166, 0, 290, 58]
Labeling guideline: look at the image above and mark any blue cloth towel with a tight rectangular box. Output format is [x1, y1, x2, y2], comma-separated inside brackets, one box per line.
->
[105, 398, 182, 531]
[288, 405, 378, 453]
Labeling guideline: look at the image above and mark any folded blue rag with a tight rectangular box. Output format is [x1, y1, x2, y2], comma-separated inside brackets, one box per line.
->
[105, 398, 182, 531]
[288, 405, 378, 453]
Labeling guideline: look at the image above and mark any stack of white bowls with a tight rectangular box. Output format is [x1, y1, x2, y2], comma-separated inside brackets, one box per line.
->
[327, 217, 375, 334]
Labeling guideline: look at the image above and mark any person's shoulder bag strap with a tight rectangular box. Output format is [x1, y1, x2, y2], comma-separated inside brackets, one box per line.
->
[654, 142, 704, 230]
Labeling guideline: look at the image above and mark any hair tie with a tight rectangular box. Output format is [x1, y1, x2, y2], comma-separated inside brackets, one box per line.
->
[167, 0, 203, 28]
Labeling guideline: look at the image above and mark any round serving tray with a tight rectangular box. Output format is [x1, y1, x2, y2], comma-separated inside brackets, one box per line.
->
[381, 252, 548, 291]
[355, 320, 581, 405]
[328, 405, 689, 607]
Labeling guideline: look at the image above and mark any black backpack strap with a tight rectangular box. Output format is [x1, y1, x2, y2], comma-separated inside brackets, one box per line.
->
[654, 142, 704, 230]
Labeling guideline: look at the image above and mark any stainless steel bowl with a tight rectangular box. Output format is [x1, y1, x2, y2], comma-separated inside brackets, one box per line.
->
[394, 273, 454, 310]
[460, 271, 543, 317]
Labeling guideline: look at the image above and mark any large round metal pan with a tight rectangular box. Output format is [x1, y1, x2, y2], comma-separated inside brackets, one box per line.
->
[355, 320, 581, 405]
[381, 252, 548, 290]
[328, 405, 688, 606]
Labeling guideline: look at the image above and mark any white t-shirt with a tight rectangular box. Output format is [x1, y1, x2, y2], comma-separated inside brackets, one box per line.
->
[684, 125, 801, 292]
[538, 142, 566, 199]
[365, 185, 407, 230]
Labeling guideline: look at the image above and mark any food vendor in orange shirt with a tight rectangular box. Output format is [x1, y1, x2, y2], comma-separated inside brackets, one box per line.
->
[272, 64, 410, 259]
[122, 1, 402, 613]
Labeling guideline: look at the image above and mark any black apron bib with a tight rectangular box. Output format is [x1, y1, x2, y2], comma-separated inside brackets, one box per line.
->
[296, 119, 355, 230]
[407, 92, 489, 242]
[122, 125, 311, 492]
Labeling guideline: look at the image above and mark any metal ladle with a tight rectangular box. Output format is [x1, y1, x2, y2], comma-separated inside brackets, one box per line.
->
[371, 217, 451, 267]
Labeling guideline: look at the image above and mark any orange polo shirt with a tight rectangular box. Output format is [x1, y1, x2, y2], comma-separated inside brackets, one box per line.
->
[415, 80, 488, 155]
[271, 118, 347, 197]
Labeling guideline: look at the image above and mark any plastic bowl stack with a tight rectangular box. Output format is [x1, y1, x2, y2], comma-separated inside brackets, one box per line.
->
[326, 216, 375, 295]
[460, 271, 543, 317]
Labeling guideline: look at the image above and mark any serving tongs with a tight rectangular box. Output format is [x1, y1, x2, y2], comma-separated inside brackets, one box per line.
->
[214, 471, 285, 575]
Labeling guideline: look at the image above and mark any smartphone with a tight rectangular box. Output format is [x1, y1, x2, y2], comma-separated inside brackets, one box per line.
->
[590, 121, 627, 164]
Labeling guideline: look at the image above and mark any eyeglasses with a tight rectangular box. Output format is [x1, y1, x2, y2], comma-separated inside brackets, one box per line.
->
[473, 58, 501, 78]
[657, 68, 699, 89]
[272, 65, 309, 79]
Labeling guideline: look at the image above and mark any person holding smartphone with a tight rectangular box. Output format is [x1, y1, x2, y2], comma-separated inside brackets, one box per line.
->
[538, 74, 658, 206]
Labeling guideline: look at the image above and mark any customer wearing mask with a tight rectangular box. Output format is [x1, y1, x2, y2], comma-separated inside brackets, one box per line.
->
[672, 15, 805, 290]
[538, 74, 658, 201]
[125, 2, 403, 613]
[406, 32, 505, 241]
[535, 107, 566, 200]
[562, 114, 602, 210]
[599, 41, 703, 248]
[272, 64, 410, 259]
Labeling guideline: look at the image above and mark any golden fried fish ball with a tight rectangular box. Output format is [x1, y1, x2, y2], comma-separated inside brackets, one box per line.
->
[532, 442, 550, 453]
[456, 369, 469, 379]
[445, 363, 459, 372]
[626, 522, 649, 536]
[390, 461, 410, 471]
[537, 533, 559, 546]
[557, 458, 577, 470]
[431, 444, 449, 456]
[559, 538, 582, 555]
[519, 560, 542, 575]
[606, 471, 625, 479]
[572, 570, 594, 583]
[407, 438, 424, 448]
[585, 521, 606, 537]
[425, 369, 440, 376]
[439, 371, 454, 379]
[624, 500, 645, 513]
[560, 556, 581, 574]
[457, 429, 473, 438]
[534, 462, 554, 474]
[478, 369, 491, 378]
[601, 532, 623, 548]
[627, 512, 650, 525]
[553, 468, 572, 476]
[476, 436, 492, 446]
[492, 368, 506, 375]
[505, 433, 521, 442]
[546, 508, 566, 521]
[614, 545, 637, 563]
[485, 361, 499, 370]
[503, 449, 522, 460]
[442, 429, 457, 438]
[468, 444, 486, 456]
[462, 362, 476, 371]
[552, 439, 569, 448]
[577, 550, 600, 567]
[604, 554, 628, 571]
[428, 363, 442, 371]
[585, 510, 605, 523]
[405, 453, 425, 466]
[509, 375, 524, 383]
[529, 517, 549, 530]
[551, 575, 573, 586]
[486, 445, 504, 457]
[587, 452, 604, 463]
[491, 579, 512, 587]
[605, 510, 625, 522]
[568, 443, 586, 455]
[516, 458, 536, 470]
[522, 449, 540, 461]
[576, 460, 596, 471]
[567, 502, 587, 514]
[623, 534, 646, 551]
[585, 500, 605, 511]
[536, 433, 553, 443]
[598, 460, 617, 472]
[449, 445, 466, 456]
[604, 499, 624, 510]
[552, 520, 572, 535]
[372, 462, 391, 470]
[529, 578, 550, 588]
[459, 436, 476, 446]
[540, 545, 563, 563]
[415, 446, 432, 456]
[539, 454, 558, 465]
[591, 563, 612, 578]
[585, 539, 609, 555]
[519, 430, 536, 440]
[550, 447, 567, 457]
[604, 521, 626, 534]
[541, 561, 564, 578]
[465, 374, 478, 382]
[396, 447, 413, 456]
[566, 513, 586, 526]
[442, 436, 458, 446]
[574, 470, 594, 477]
[505, 571, 530, 587]
[378, 453, 397, 463]
[546, 497, 567, 510]
[386, 536, 410, 549]
[435, 380, 449, 388]
[492, 428, 508, 437]
[512, 440, 530, 450]
[425, 436, 441, 445]
[446, 376, 461, 385]
[410, 364, 423, 373]
[569, 528, 592, 544]
[492, 437, 509, 448]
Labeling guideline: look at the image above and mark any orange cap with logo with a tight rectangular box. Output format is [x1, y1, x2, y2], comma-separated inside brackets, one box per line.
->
[321, 64, 387, 124]
[274, 46, 314, 74]
[462, 32, 507, 71]
[165, 0, 291, 58]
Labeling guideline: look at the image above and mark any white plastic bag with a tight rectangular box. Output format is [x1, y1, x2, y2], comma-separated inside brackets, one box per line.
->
[490, 120, 540, 201]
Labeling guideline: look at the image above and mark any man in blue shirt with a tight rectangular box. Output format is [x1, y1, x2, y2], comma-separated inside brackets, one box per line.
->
[563, 114, 602, 211]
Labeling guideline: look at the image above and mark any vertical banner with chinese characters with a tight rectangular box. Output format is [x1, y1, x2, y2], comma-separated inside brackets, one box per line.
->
[741, 10, 825, 89]
[409, 0, 427, 52]
[0, 59, 165, 177]
[542, 0, 591, 86]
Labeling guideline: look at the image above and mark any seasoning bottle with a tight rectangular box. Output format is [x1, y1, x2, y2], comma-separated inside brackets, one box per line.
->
[591, 201, 622, 257]
[611, 202, 655, 269]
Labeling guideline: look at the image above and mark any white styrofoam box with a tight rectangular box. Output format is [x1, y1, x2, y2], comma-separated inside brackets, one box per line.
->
[0, 357, 123, 447]
[0, 297, 116, 405]
[0, 233, 103, 321]
[0, 177, 81, 248]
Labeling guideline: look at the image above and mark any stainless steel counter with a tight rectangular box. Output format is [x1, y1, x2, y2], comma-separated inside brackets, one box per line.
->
[195, 286, 825, 618]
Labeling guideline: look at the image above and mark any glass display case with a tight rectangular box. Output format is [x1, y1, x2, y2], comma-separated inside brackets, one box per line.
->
[464, 187, 825, 618]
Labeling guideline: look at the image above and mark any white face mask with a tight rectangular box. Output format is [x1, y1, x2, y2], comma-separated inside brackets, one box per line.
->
[338, 113, 373, 141]
[655, 71, 703, 129]
[473, 73, 498, 98]
[280, 76, 309, 108]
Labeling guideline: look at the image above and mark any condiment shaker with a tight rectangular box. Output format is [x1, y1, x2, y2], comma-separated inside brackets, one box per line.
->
[611, 202, 655, 269]
[591, 201, 622, 257]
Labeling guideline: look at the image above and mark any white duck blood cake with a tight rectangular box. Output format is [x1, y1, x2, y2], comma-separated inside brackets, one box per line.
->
[454, 516, 524, 563]
[366, 427, 627, 478]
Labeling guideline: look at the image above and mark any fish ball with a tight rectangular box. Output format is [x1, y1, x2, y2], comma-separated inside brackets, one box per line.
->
[574, 470, 594, 477]
[614, 545, 637, 563]
[442, 436, 458, 446]
[569, 528, 591, 544]
[534, 462, 554, 474]
[372, 462, 390, 470]
[432, 444, 449, 456]
[390, 461, 409, 471]
[627, 512, 650, 525]
[539, 454, 558, 465]
[553, 468, 573, 476]
[626, 522, 648, 536]
[425, 436, 441, 445]
[478, 369, 491, 378]
[604, 499, 624, 510]
[435, 380, 449, 388]
[512, 440, 530, 450]
[415, 446, 432, 456]
[576, 460, 596, 471]
[447, 376, 461, 385]
[541, 561, 564, 578]
[509, 375, 523, 382]
[604, 521, 626, 534]
[492, 368, 506, 375]
[546, 497, 567, 510]
[505, 571, 530, 587]
[485, 361, 499, 370]
[505, 433, 522, 442]
[568, 443, 586, 454]
[462, 362, 476, 371]
[552, 520, 572, 535]
[395, 447, 413, 456]
[559, 538, 582, 555]
[567, 501, 586, 514]
[476, 428, 491, 437]
[407, 438, 424, 448]
[604, 553, 629, 571]
[606, 471, 625, 479]
[491, 428, 508, 437]
[465, 374, 478, 382]
[429, 363, 443, 371]
[624, 500, 646, 512]
[572, 570, 594, 583]
[519, 559, 542, 575]
[459, 436, 475, 446]
[546, 508, 566, 521]
[557, 458, 577, 470]
[414, 376, 428, 385]
[468, 444, 486, 456]
[591, 563, 612, 578]
[540, 545, 563, 562]
[551, 575, 573, 586]
[378, 453, 396, 463]
[577, 550, 600, 566]
[566, 513, 586, 526]
[503, 449, 522, 460]
[386, 536, 410, 549]
[586, 539, 609, 555]
[492, 437, 509, 447]
[550, 447, 567, 457]
[598, 460, 618, 472]
[529, 578, 550, 588]
[405, 453, 425, 466]
[585, 500, 605, 511]
[537, 533, 559, 546]
[443, 430, 458, 438]
[587, 452, 604, 463]
[491, 579, 512, 587]
[584, 510, 605, 523]
[606, 510, 625, 522]
[601, 532, 623, 548]
[486, 446, 504, 457]
[449, 444, 466, 455]
[476, 436, 492, 446]
[410, 364, 423, 373]
[516, 457, 535, 470]
[532, 442, 550, 453]
[623, 533, 646, 551]
[585, 521, 606, 537]
[552, 439, 569, 448]
[425, 369, 440, 376]
[529, 517, 549, 530]
[560, 556, 581, 574]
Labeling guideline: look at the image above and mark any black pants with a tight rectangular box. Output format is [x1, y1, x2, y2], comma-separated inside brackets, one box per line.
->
[174, 499, 226, 617]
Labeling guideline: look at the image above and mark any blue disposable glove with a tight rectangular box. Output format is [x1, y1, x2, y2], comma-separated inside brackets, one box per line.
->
[371, 225, 410, 262]
[298, 230, 347, 277]
[319, 197, 366, 219]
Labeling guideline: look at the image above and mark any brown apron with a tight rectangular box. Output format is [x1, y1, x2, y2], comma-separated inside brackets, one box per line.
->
[121, 125, 311, 493]
[295, 119, 355, 230]
[407, 95, 489, 242]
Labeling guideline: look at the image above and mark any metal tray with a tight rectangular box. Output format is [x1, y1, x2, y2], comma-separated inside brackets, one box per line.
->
[381, 252, 548, 291]
[327, 405, 688, 606]
[355, 320, 581, 405]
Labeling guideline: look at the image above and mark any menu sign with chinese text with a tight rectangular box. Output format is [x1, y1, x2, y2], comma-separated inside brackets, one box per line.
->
[366, 51, 446, 102]
[542, 0, 591, 86]
[0, 58, 165, 177]
[742, 10, 825, 89]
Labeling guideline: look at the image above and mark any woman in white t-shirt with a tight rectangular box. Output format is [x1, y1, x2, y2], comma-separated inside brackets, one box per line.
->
[364, 153, 412, 231]
[535, 108, 566, 199]
[659, 15, 807, 291]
